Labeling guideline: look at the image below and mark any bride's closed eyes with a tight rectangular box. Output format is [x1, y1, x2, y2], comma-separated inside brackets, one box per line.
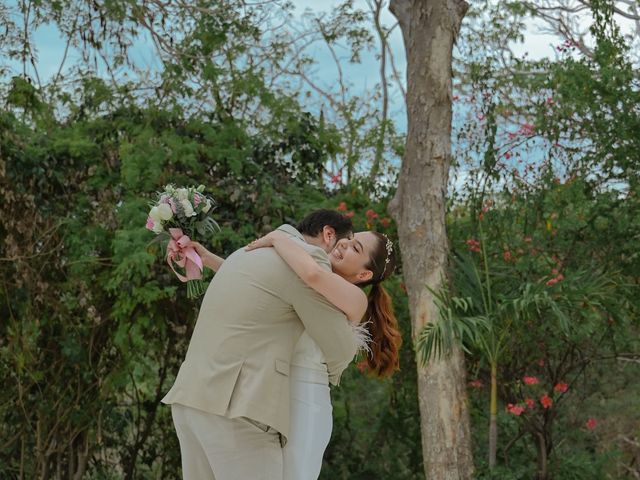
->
[330, 232, 377, 284]
[336, 238, 363, 254]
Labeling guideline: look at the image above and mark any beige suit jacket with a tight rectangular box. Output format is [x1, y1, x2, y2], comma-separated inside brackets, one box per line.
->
[162, 224, 357, 442]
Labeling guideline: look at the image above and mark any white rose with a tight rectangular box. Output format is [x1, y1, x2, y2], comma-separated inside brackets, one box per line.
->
[176, 188, 189, 201]
[181, 199, 196, 217]
[202, 199, 212, 213]
[149, 206, 162, 222]
[157, 203, 173, 221]
[152, 222, 164, 234]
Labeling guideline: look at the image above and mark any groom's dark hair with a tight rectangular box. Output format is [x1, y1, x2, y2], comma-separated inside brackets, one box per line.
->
[296, 209, 353, 240]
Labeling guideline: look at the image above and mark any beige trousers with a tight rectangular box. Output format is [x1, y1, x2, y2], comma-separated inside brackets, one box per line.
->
[171, 403, 283, 480]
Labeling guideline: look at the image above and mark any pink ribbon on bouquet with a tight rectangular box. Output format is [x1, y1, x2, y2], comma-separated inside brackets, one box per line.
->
[166, 228, 203, 282]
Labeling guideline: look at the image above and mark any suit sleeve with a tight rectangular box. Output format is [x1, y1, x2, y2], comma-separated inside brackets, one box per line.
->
[280, 251, 358, 385]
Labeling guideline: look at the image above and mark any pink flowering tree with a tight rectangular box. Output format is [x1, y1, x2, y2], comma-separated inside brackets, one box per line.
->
[417, 200, 632, 476]
[429, 0, 640, 475]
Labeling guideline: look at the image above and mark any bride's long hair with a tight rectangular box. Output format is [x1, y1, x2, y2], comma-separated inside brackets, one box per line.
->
[357, 232, 402, 378]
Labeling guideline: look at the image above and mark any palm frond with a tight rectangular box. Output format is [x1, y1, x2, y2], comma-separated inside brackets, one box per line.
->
[416, 287, 490, 365]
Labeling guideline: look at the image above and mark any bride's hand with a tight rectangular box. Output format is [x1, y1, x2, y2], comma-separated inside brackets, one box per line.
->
[187, 240, 225, 271]
[189, 241, 209, 257]
[245, 230, 287, 251]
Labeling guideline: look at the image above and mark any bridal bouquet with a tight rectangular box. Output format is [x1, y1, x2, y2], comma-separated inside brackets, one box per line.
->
[145, 184, 219, 298]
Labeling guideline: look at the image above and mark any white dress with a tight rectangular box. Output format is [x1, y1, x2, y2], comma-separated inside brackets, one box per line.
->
[283, 332, 332, 480]
[283, 327, 369, 480]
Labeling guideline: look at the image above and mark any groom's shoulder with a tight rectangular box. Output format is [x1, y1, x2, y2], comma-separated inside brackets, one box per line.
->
[276, 223, 331, 271]
[275, 223, 303, 240]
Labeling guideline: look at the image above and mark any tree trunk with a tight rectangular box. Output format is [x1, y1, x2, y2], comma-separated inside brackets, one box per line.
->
[536, 431, 548, 480]
[370, 0, 389, 182]
[389, 0, 473, 478]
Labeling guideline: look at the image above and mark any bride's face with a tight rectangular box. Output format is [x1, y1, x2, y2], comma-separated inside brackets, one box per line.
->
[329, 231, 376, 284]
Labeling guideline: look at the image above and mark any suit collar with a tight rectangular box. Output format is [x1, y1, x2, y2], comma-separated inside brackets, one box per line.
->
[277, 224, 305, 241]
[277, 224, 330, 259]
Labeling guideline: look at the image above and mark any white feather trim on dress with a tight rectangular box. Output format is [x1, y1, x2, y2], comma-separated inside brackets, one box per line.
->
[351, 320, 372, 357]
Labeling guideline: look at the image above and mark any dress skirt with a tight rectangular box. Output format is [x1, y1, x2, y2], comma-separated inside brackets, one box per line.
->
[283, 365, 332, 480]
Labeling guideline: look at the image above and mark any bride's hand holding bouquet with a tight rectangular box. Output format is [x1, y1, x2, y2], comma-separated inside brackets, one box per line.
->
[145, 184, 219, 298]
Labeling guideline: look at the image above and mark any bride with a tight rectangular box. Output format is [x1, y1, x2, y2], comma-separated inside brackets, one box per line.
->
[191, 223, 401, 480]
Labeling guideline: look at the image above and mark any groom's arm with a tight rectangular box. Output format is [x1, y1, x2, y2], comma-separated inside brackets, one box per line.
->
[287, 286, 357, 385]
[281, 253, 358, 386]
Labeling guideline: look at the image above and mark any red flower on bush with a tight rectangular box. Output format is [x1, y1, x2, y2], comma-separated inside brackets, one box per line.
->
[469, 379, 483, 389]
[466, 238, 481, 253]
[503, 250, 513, 262]
[525, 398, 535, 409]
[337, 201, 347, 212]
[545, 273, 564, 286]
[586, 418, 597, 430]
[345, 211, 355, 218]
[365, 209, 379, 221]
[540, 394, 553, 409]
[523, 376, 539, 385]
[507, 403, 525, 416]
[380, 217, 391, 227]
[554, 383, 569, 393]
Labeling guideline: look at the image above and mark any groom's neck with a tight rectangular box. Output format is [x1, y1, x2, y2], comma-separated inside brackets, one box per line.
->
[303, 234, 326, 252]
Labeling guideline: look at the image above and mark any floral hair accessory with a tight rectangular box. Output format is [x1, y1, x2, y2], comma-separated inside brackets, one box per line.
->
[380, 234, 394, 279]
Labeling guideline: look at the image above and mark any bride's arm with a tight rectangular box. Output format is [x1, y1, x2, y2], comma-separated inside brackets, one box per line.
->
[246, 231, 367, 324]
[190, 241, 225, 272]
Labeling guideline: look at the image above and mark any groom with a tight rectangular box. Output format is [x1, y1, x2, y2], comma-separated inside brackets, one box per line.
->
[162, 209, 357, 480]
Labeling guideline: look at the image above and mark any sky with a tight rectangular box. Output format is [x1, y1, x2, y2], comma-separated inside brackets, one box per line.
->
[8, 0, 625, 189]
[2, 0, 567, 181]
[8, 0, 562, 103]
